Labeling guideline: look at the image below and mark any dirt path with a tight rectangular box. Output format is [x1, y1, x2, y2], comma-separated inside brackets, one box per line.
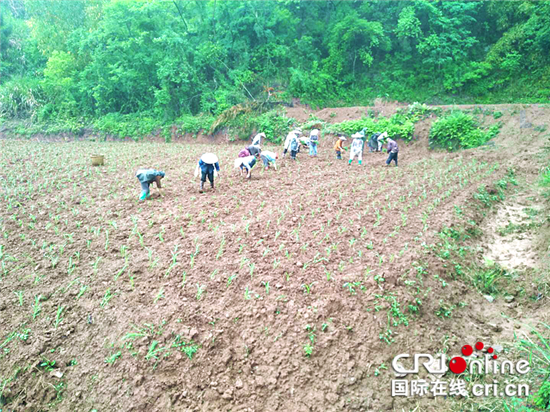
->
[482, 189, 544, 271]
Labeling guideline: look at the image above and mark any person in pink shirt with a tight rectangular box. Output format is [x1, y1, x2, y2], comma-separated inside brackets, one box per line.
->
[386, 138, 399, 167]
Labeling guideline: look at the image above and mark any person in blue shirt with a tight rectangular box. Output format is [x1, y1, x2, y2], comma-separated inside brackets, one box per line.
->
[260, 150, 278, 170]
[135, 169, 165, 200]
[195, 153, 220, 193]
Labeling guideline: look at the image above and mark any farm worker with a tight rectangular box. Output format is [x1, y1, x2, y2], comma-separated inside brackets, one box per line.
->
[349, 133, 364, 165]
[334, 135, 346, 159]
[309, 128, 319, 156]
[289, 131, 301, 160]
[260, 150, 278, 170]
[377, 131, 388, 152]
[234, 154, 260, 179]
[368, 132, 380, 152]
[283, 128, 302, 158]
[194, 153, 220, 193]
[298, 134, 309, 146]
[238, 147, 250, 158]
[135, 169, 165, 200]
[252, 132, 265, 146]
[386, 138, 399, 167]
[246, 145, 262, 157]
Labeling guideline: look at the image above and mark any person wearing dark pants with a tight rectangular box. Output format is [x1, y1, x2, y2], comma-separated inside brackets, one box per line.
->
[195, 153, 220, 193]
[234, 154, 260, 179]
[246, 145, 261, 157]
[283, 129, 302, 158]
[334, 135, 346, 159]
[386, 138, 399, 167]
[290, 132, 300, 160]
[260, 151, 278, 170]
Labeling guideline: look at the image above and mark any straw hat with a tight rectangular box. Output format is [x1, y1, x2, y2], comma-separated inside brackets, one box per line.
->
[201, 153, 219, 164]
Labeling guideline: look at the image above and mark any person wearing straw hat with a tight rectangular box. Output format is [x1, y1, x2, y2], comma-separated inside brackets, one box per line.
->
[136, 169, 165, 201]
[334, 134, 347, 160]
[289, 131, 301, 160]
[234, 153, 260, 179]
[252, 132, 265, 146]
[283, 128, 302, 158]
[195, 153, 220, 193]
[349, 132, 364, 165]
[260, 150, 278, 170]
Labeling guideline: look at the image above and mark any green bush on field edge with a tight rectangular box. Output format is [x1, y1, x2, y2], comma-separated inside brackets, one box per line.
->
[329, 115, 415, 141]
[429, 110, 501, 151]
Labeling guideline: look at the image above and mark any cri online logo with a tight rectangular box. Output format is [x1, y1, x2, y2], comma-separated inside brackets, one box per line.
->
[450, 341, 496, 374]
[392, 341, 530, 377]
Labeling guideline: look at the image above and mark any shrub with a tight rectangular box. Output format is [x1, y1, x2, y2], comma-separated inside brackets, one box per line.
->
[429, 111, 500, 151]
[176, 114, 215, 135]
[0, 77, 44, 120]
[329, 115, 415, 141]
[93, 113, 158, 140]
[209, 104, 295, 144]
[395, 102, 441, 122]
[251, 110, 295, 144]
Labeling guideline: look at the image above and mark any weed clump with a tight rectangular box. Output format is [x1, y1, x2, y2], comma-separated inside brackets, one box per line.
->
[429, 111, 501, 151]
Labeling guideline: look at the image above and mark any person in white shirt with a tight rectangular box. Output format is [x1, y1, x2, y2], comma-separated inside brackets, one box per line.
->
[234, 154, 260, 179]
[283, 129, 302, 158]
[348, 133, 364, 165]
[377, 131, 388, 152]
[252, 132, 265, 146]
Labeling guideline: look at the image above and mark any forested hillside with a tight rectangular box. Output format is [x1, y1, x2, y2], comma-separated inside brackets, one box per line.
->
[1, 0, 549, 127]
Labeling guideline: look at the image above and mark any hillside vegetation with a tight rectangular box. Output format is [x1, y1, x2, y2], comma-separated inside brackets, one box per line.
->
[1, 0, 550, 139]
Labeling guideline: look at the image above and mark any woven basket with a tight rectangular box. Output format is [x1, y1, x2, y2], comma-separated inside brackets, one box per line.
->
[91, 155, 105, 166]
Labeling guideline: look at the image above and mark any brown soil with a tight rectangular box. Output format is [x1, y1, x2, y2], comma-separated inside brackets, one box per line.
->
[0, 104, 548, 412]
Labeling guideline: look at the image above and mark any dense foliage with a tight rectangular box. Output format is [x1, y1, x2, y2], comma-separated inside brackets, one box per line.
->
[429, 111, 501, 151]
[329, 115, 415, 142]
[1, 0, 549, 129]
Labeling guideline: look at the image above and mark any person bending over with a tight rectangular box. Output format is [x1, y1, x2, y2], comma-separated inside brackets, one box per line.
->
[136, 169, 165, 200]
[195, 153, 220, 193]
[260, 151, 278, 170]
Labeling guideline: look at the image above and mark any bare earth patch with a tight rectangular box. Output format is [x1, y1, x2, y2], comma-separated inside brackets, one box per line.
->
[0, 104, 548, 411]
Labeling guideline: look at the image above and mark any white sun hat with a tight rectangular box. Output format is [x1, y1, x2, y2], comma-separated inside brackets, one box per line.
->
[201, 153, 219, 164]
[351, 132, 362, 138]
[339, 136, 347, 141]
